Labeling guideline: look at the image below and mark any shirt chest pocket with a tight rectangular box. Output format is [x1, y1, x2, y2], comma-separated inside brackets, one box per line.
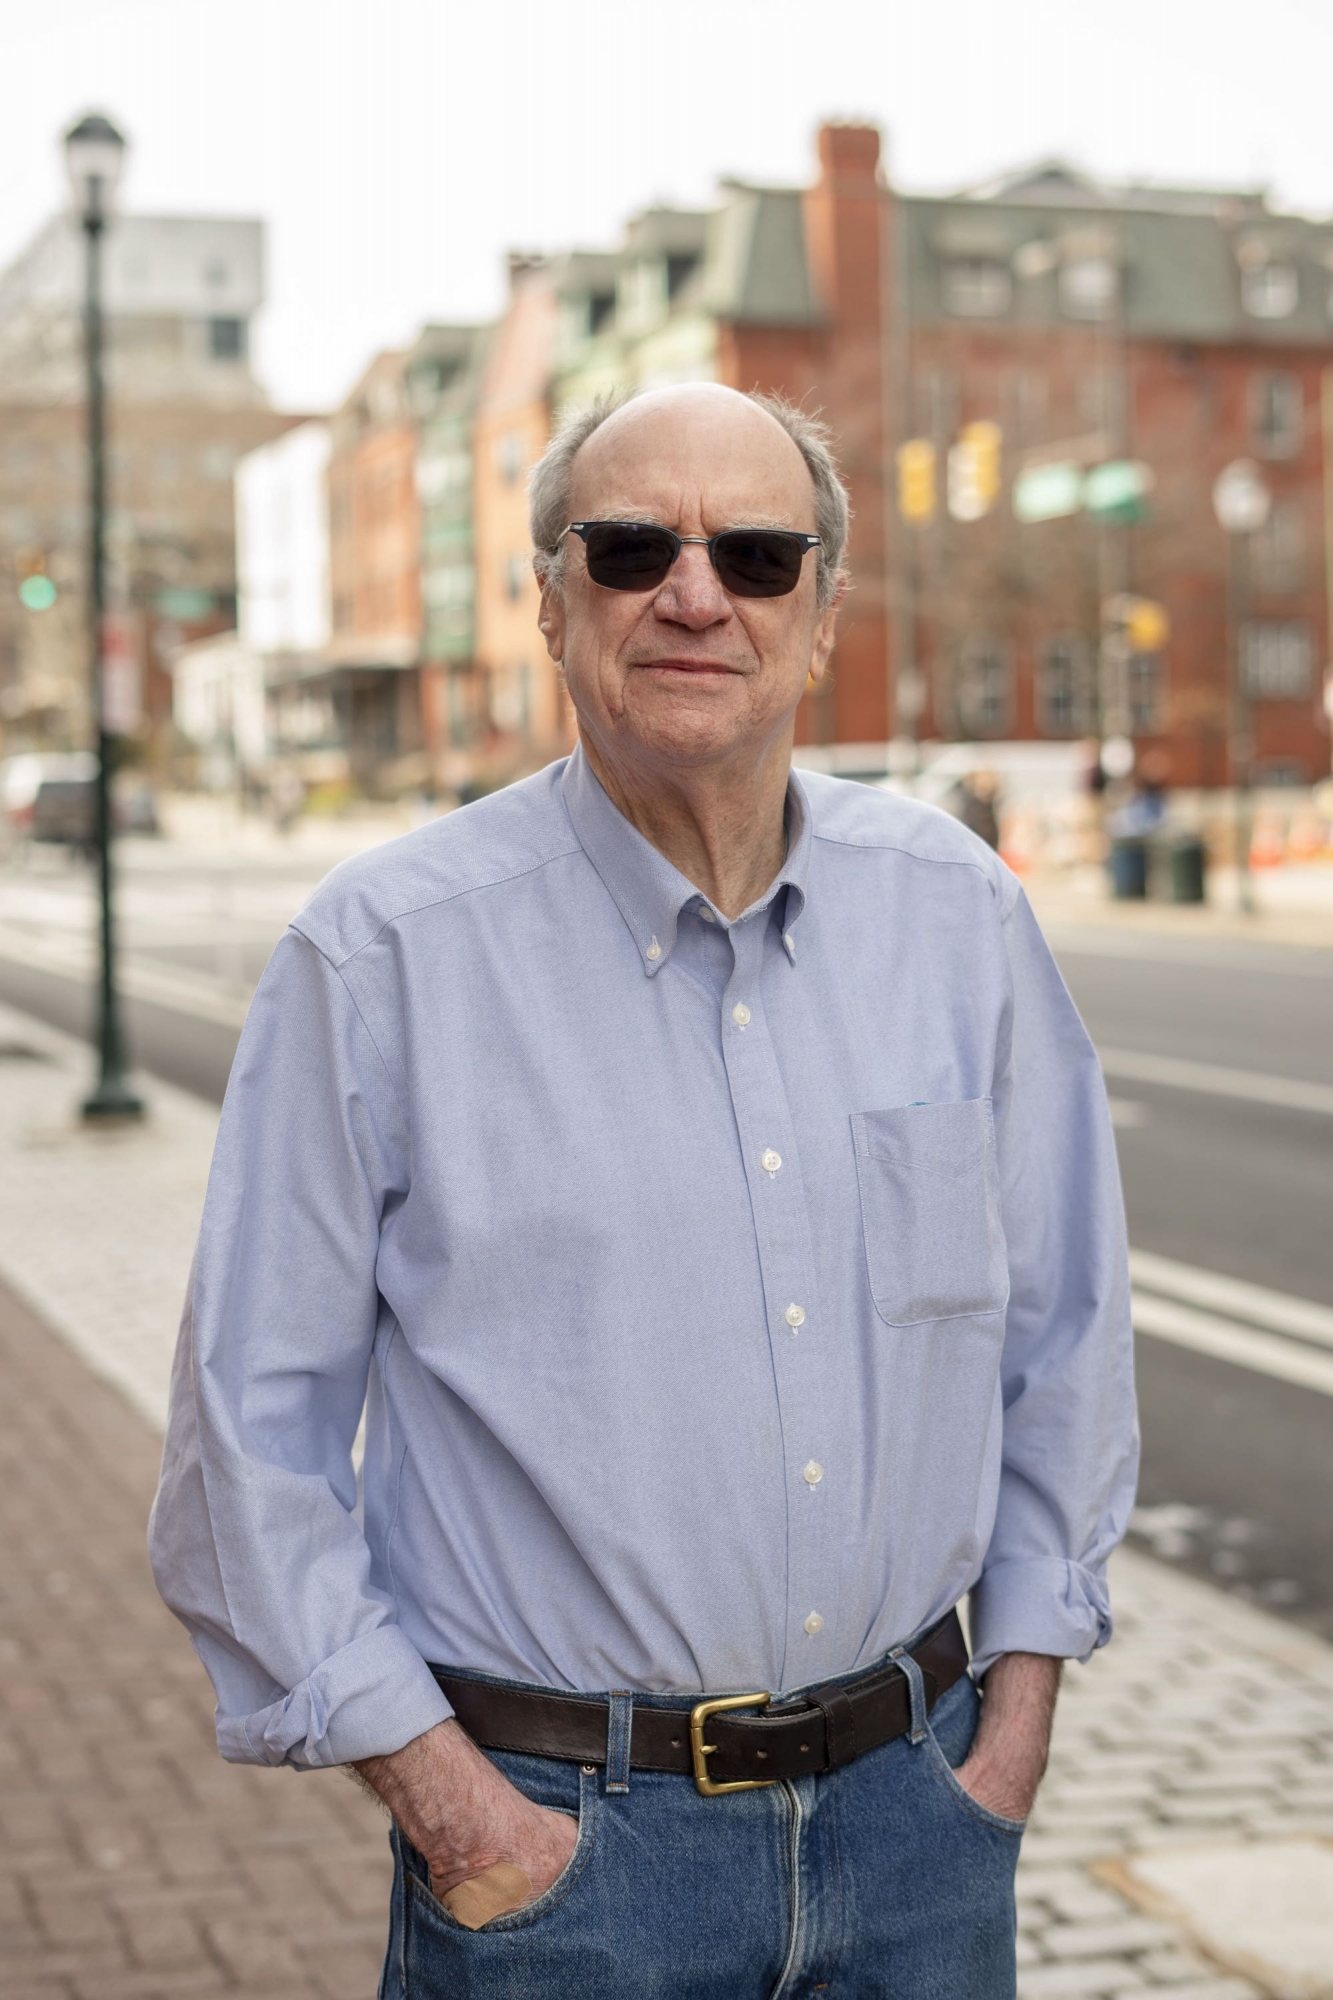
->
[851, 1100, 1009, 1328]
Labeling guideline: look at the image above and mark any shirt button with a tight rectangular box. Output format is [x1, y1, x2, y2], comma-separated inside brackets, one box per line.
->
[804, 1612, 824, 1635]
[731, 1002, 751, 1027]
[783, 933, 795, 953]
[802, 1461, 824, 1486]
[645, 938, 661, 962]
[699, 906, 717, 924]
[785, 1303, 805, 1328]
[760, 1149, 782, 1175]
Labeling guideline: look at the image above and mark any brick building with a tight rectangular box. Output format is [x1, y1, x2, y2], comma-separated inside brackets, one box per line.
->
[471, 257, 565, 766]
[478, 126, 1333, 787]
[895, 160, 1333, 786]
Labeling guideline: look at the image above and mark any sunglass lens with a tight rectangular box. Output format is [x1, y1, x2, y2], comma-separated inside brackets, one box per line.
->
[713, 531, 806, 598]
[583, 523, 678, 591]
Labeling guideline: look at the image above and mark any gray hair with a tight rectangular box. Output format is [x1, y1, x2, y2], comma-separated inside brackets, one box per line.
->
[529, 389, 850, 610]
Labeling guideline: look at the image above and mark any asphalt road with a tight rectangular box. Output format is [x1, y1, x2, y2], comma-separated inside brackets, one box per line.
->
[2, 852, 1330, 1640]
[1050, 929, 1333, 1636]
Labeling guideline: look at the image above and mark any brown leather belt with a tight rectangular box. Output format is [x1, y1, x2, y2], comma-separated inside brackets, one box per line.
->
[431, 1608, 968, 1796]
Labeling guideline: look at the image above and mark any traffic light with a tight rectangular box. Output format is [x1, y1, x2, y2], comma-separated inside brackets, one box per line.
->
[947, 421, 1002, 522]
[896, 439, 936, 527]
[1105, 593, 1170, 652]
[15, 548, 56, 612]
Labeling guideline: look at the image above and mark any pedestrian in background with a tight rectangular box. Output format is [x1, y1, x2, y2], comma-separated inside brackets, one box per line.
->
[953, 767, 1002, 850]
[150, 384, 1137, 1997]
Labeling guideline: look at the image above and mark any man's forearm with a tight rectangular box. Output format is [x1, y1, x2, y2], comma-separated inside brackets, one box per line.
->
[955, 1651, 1062, 1822]
[354, 1718, 576, 1901]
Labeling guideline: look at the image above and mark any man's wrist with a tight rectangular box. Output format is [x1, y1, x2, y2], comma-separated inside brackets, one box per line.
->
[955, 1650, 1062, 1819]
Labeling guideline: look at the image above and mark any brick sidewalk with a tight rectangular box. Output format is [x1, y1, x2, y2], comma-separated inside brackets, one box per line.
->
[0, 1277, 392, 2000]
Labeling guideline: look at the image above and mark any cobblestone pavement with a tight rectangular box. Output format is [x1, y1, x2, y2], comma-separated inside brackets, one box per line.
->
[1, 1000, 1331, 1997]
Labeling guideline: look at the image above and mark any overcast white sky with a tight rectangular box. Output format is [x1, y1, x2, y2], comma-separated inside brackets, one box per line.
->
[1, 0, 1329, 411]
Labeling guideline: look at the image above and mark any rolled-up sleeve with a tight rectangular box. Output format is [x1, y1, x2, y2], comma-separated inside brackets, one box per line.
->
[968, 887, 1139, 1676]
[148, 930, 453, 1766]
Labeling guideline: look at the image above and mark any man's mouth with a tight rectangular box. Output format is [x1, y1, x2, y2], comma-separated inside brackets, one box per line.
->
[633, 659, 741, 677]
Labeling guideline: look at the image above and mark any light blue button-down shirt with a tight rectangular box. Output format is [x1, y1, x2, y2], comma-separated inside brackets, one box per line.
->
[150, 748, 1137, 1769]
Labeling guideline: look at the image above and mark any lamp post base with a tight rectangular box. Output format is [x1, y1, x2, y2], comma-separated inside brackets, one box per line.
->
[82, 1076, 145, 1123]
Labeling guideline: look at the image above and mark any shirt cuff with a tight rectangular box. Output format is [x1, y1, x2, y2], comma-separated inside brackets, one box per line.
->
[968, 1556, 1113, 1678]
[215, 1624, 455, 1768]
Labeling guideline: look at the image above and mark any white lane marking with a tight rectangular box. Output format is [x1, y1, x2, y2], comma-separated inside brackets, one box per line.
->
[1130, 1249, 1333, 1354]
[1132, 1291, 1333, 1399]
[1100, 1046, 1333, 1117]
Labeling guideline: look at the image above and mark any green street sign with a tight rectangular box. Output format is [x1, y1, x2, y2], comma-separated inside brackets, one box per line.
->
[1013, 462, 1082, 523]
[155, 587, 216, 621]
[1083, 459, 1154, 524]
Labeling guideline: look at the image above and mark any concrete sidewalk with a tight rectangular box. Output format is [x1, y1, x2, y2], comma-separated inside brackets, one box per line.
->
[2, 1001, 1331, 1998]
[1024, 863, 1333, 954]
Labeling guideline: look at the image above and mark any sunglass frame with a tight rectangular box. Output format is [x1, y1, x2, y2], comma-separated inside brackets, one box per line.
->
[564, 521, 821, 598]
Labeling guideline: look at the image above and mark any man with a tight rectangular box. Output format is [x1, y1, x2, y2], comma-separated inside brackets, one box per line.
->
[150, 385, 1137, 1997]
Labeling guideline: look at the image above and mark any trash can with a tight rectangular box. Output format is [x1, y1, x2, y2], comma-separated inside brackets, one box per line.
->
[1164, 833, 1207, 905]
[1109, 836, 1148, 900]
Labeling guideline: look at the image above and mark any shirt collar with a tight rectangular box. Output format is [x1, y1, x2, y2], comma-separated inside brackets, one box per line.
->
[560, 741, 811, 976]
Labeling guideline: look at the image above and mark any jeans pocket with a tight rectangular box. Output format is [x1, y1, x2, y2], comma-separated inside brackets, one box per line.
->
[851, 1100, 1009, 1327]
[923, 1729, 1027, 1836]
[405, 1763, 599, 1936]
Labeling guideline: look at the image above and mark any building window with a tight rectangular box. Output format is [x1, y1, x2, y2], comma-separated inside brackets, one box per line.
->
[1251, 500, 1305, 594]
[589, 290, 616, 336]
[1240, 621, 1313, 699]
[1251, 372, 1304, 457]
[1060, 257, 1117, 320]
[666, 252, 700, 300]
[1126, 653, 1161, 733]
[955, 639, 1011, 737]
[1037, 635, 1093, 736]
[503, 554, 528, 603]
[208, 316, 246, 360]
[1242, 263, 1299, 320]
[941, 259, 1012, 318]
[497, 432, 525, 484]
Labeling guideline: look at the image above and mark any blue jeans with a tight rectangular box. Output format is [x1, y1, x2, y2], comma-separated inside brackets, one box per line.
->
[377, 1670, 1023, 1998]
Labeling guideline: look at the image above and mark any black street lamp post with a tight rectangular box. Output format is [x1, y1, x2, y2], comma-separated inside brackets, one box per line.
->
[64, 112, 143, 1121]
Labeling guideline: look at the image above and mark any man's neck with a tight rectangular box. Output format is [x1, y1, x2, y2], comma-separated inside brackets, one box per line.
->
[579, 730, 791, 920]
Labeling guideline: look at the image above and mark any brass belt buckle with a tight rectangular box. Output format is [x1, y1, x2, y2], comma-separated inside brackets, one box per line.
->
[689, 1691, 774, 1795]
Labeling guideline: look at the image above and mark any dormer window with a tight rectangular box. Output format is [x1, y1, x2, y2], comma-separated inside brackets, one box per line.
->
[666, 253, 700, 301]
[942, 259, 1012, 318]
[1060, 257, 1117, 320]
[1242, 262, 1298, 319]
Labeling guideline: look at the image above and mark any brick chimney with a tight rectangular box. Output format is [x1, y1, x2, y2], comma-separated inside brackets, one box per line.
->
[803, 123, 885, 327]
[801, 123, 893, 745]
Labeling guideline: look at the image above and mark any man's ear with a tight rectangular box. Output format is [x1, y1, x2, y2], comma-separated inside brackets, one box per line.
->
[806, 597, 841, 686]
[537, 577, 565, 665]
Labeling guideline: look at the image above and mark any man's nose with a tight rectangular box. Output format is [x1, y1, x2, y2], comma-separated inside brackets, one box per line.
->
[653, 543, 732, 629]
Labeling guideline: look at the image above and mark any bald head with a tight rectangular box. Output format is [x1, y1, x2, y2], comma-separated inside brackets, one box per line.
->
[529, 386, 849, 609]
[576, 383, 808, 489]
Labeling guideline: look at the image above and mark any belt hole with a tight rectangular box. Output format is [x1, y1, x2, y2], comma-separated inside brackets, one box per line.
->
[671, 1737, 681, 1748]
[756, 1750, 767, 1761]
[800, 1742, 809, 1752]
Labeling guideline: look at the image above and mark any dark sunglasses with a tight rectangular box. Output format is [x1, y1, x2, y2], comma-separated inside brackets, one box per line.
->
[565, 520, 821, 598]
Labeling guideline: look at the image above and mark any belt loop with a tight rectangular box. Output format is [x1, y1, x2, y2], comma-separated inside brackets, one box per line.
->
[605, 1691, 633, 1794]
[890, 1647, 928, 1746]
